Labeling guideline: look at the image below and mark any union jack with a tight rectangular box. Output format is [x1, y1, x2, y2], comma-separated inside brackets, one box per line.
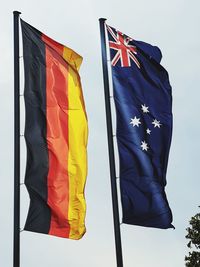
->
[107, 25, 140, 68]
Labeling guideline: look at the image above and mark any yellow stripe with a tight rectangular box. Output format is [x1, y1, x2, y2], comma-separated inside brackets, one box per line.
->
[63, 45, 83, 71]
[63, 47, 88, 240]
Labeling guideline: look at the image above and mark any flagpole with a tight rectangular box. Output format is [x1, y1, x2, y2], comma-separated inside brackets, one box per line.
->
[99, 18, 123, 267]
[13, 10, 21, 267]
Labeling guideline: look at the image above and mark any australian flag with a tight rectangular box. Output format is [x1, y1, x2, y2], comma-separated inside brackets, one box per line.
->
[107, 25, 174, 229]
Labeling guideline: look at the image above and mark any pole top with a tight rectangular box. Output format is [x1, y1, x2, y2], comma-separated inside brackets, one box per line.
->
[13, 11, 21, 15]
[99, 18, 107, 22]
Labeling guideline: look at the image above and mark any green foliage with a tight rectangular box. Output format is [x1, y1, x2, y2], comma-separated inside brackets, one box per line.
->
[185, 208, 200, 267]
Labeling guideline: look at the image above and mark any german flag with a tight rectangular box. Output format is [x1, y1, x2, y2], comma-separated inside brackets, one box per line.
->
[21, 20, 88, 239]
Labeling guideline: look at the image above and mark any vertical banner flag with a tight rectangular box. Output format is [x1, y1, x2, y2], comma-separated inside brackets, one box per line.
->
[106, 24, 174, 229]
[21, 20, 88, 239]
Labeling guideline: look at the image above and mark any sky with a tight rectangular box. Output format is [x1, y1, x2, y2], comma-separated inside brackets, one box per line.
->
[0, 0, 200, 266]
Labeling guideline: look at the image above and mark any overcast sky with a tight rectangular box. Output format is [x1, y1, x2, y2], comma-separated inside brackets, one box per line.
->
[1, 0, 200, 266]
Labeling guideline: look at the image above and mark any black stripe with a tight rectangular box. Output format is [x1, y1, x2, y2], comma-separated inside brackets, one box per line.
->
[21, 20, 50, 234]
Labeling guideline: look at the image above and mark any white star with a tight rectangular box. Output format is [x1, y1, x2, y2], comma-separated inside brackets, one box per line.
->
[130, 116, 141, 127]
[141, 141, 149, 151]
[141, 104, 149, 113]
[146, 128, 151, 135]
[152, 119, 162, 128]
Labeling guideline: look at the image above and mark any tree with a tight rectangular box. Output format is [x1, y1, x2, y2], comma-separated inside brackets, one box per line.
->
[185, 207, 200, 267]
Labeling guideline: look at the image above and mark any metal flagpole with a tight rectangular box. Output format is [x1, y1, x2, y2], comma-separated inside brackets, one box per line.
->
[99, 18, 123, 267]
[13, 10, 21, 267]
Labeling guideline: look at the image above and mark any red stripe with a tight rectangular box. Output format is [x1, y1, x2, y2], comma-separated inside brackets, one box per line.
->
[42, 33, 64, 56]
[42, 34, 70, 238]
